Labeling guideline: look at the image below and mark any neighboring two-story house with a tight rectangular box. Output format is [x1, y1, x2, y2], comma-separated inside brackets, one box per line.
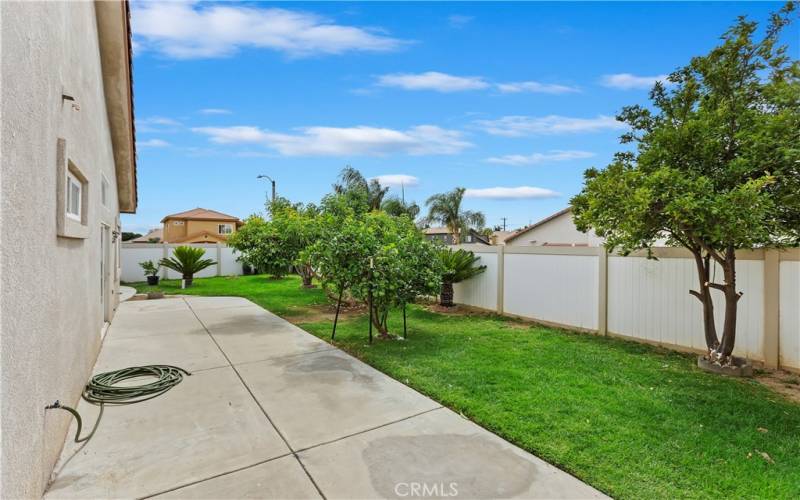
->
[161, 208, 243, 243]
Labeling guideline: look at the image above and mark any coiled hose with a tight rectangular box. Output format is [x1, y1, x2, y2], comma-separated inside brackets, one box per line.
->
[46, 365, 191, 443]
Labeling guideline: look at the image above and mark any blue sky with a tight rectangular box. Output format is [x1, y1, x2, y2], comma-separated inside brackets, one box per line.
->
[124, 1, 794, 234]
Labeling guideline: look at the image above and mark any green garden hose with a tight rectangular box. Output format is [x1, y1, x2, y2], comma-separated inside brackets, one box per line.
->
[46, 365, 191, 443]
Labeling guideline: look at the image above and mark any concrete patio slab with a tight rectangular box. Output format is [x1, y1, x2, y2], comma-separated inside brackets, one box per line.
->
[115, 296, 189, 314]
[45, 367, 290, 499]
[237, 349, 442, 450]
[184, 295, 258, 310]
[118, 285, 136, 302]
[155, 456, 320, 499]
[298, 407, 606, 499]
[193, 305, 333, 365]
[46, 295, 603, 499]
[94, 329, 229, 373]
[105, 308, 207, 339]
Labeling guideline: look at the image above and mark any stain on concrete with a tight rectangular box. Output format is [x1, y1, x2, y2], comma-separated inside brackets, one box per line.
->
[363, 434, 537, 499]
[281, 354, 378, 387]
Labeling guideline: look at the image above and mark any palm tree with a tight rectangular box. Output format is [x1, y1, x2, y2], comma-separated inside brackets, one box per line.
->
[425, 187, 485, 243]
[438, 248, 486, 306]
[333, 166, 388, 211]
[381, 196, 420, 220]
[159, 246, 216, 287]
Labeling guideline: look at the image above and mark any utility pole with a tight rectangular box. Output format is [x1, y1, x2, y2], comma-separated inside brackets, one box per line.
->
[256, 174, 276, 204]
[501, 217, 507, 231]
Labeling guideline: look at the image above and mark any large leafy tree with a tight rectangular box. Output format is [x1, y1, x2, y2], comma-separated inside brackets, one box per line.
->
[307, 211, 441, 338]
[571, 4, 799, 365]
[425, 187, 486, 243]
[229, 202, 320, 283]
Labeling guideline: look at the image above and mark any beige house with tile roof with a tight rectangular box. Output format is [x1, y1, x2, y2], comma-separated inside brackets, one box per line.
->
[161, 208, 243, 243]
[130, 227, 163, 243]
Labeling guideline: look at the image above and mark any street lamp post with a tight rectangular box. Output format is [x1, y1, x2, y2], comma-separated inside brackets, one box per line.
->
[257, 174, 276, 204]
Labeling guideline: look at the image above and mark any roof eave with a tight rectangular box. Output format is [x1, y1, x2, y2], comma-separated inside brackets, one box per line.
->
[95, 0, 137, 214]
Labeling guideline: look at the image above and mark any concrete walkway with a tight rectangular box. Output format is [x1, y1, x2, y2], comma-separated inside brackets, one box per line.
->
[46, 296, 605, 499]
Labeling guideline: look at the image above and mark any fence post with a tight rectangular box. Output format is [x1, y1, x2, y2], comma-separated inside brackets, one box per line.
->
[161, 244, 169, 280]
[598, 248, 608, 336]
[763, 249, 780, 369]
[496, 245, 505, 314]
[216, 243, 223, 276]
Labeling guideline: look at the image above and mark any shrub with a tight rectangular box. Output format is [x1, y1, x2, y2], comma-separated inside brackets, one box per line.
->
[158, 246, 216, 286]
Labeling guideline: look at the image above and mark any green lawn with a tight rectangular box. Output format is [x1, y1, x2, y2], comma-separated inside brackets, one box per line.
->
[132, 275, 800, 499]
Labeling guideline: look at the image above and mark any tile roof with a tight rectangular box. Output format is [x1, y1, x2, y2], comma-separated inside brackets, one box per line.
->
[161, 208, 241, 223]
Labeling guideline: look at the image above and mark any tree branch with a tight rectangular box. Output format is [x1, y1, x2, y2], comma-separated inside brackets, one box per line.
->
[705, 282, 727, 292]
[689, 289, 703, 301]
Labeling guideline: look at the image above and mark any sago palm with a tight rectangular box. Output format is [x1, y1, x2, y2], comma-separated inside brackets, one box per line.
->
[159, 246, 216, 287]
[425, 187, 486, 243]
[438, 248, 486, 306]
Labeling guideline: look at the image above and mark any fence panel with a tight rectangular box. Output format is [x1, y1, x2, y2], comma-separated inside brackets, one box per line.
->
[503, 249, 599, 331]
[220, 246, 244, 276]
[122, 243, 243, 282]
[607, 255, 765, 360]
[120, 244, 164, 282]
[453, 248, 498, 311]
[779, 260, 800, 370]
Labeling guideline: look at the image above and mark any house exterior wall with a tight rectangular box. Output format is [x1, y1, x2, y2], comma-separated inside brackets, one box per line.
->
[1, 2, 124, 497]
[162, 219, 238, 243]
[163, 218, 189, 242]
[506, 212, 603, 247]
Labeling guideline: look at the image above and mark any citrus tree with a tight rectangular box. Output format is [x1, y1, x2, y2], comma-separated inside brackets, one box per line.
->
[571, 4, 800, 365]
[307, 211, 441, 338]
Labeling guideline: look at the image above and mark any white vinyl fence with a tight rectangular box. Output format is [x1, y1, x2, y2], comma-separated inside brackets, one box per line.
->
[121, 243, 243, 283]
[453, 245, 800, 372]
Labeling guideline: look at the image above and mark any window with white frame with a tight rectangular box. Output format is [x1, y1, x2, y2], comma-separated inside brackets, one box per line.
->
[218, 223, 233, 234]
[66, 171, 82, 220]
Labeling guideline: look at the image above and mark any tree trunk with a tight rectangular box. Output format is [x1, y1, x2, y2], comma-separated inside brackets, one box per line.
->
[371, 304, 390, 336]
[295, 264, 314, 287]
[440, 281, 454, 307]
[689, 251, 719, 350]
[718, 247, 739, 358]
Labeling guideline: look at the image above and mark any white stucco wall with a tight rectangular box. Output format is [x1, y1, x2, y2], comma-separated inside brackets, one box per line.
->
[1, 2, 123, 497]
[506, 212, 604, 247]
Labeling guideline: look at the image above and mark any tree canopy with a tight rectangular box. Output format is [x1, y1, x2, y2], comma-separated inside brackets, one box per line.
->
[571, 3, 799, 362]
[425, 187, 486, 243]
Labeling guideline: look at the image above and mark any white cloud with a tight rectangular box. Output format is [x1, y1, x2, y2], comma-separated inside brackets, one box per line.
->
[132, 2, 405, 59]
[192, 125, 471, 156]
[371, 174, 419, 187]
[496, 81, 579, 94]
[487, 150, 595, 166]
[192, 126, 269, 144]
[464, 186, 560, 200]
[601, 73, 669, 90]
[199, 108, 232, 115]
[448, 15, 474, 28]
[475, 115, 625, 137]
[138, 139, 170, 148]
[376, 72, 489, 92]
[136, 116, 182, 133]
